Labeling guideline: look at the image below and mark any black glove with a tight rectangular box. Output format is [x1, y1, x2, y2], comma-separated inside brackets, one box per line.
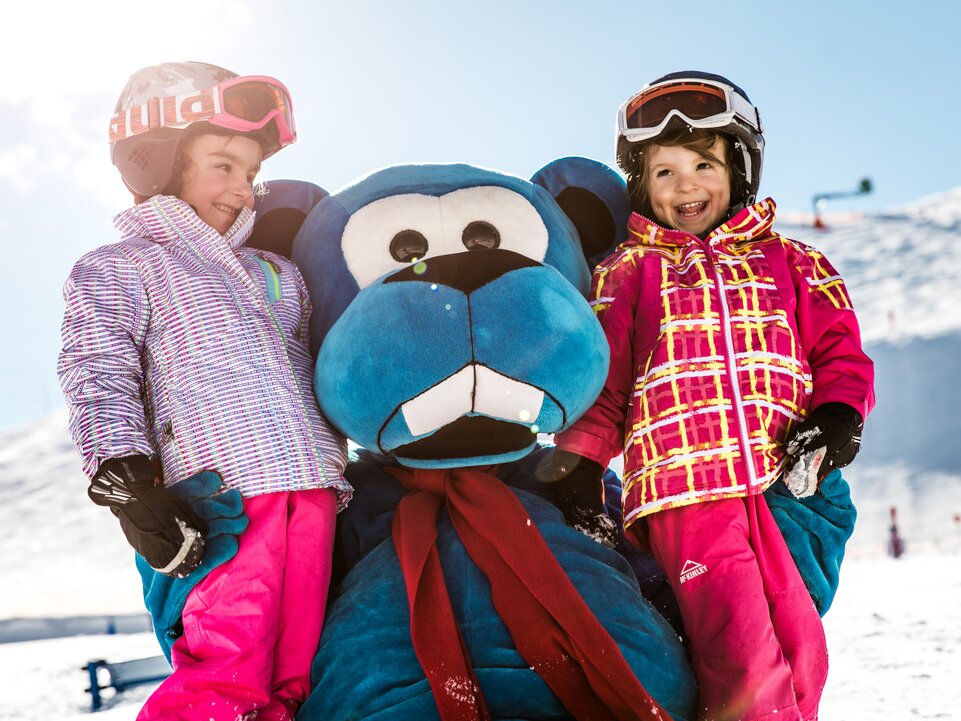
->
[88, 455, 209, 577]
[539, 449, 619, 549]
[783, 402, 863, 498]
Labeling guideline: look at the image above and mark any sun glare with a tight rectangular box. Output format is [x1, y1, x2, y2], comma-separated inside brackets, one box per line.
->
[1, 0, 254, 211]
[5, 1, 252, 101]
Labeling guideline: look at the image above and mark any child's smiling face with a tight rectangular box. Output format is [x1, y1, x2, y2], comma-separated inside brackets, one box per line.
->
[646, 138, 731, 236]
[178, 133, 262, 235]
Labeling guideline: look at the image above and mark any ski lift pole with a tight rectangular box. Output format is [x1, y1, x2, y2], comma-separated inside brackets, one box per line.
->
[812, 177, 873, 229]
[888, 505, 904, 559]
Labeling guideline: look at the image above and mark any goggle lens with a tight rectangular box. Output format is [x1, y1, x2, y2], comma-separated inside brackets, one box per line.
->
[625, 83, 729, 129]
[222, 81, 290, 124]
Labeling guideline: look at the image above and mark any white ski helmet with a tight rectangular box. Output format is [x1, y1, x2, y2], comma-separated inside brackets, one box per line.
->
[109, 61, 297, 199]
[615, 71, 765, 212]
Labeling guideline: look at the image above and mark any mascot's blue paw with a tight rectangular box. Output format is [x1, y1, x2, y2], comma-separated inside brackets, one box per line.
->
[765, 468, 857, 615]
[136, 470, 248, 661]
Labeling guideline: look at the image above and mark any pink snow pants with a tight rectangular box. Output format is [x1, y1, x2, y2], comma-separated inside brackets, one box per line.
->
[636, 494, 827, 721]
[138, 488, 337, 721]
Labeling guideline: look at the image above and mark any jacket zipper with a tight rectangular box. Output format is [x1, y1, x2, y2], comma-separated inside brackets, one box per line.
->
[223, 249, 331, 481]
[188, 233, 320, 455]
[700, 237, 758, 489]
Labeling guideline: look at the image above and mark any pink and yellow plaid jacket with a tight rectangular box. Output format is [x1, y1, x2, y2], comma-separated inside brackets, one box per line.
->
[556, 199, 874, 527]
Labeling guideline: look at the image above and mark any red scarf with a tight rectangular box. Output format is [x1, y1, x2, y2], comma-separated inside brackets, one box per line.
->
[388, 466, 670, 721]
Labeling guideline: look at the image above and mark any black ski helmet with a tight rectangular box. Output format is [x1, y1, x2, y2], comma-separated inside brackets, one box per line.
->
[615, 71, 765, 212]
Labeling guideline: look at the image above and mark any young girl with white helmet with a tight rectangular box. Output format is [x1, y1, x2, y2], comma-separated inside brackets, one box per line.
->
[549, 71, 875, 721]
[58, 61, 350, 720]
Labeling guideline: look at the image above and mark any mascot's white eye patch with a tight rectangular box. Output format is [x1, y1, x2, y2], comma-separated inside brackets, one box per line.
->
[441, 187, 548, 261]
[342, 187, 549, 289]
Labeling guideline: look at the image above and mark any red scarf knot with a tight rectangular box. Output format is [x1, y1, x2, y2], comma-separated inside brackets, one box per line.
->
[389, 466, 454, 496]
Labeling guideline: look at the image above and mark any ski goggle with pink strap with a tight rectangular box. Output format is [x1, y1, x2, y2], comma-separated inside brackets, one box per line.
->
[108, 75, 296, 152]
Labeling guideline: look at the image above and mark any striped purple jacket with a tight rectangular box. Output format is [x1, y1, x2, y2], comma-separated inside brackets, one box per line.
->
[58, 195, 351, 505]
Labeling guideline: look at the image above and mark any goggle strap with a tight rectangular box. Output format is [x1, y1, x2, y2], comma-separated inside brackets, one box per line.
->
[110, 78, 292, 144]
[111, 86, 224, 142]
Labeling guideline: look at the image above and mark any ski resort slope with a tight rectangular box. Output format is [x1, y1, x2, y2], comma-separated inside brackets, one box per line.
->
[2, 189, 961, 718]
[782, 185, 961, 345]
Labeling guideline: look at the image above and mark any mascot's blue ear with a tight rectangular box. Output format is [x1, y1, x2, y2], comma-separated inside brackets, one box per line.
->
[248, 179, 330, 259]
[531, 157, 629, 268]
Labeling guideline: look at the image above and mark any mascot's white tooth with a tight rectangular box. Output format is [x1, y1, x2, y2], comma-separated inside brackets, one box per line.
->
[401, 365, 545, 436]
[474, 366, 544, 423]
[402, 366, 475, 436]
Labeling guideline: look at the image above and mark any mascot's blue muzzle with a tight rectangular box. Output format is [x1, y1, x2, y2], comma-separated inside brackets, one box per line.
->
[316, 248, 609, 468]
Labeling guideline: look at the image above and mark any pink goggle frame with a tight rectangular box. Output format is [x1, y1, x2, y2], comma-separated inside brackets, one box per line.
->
[109, 75, 296, 154]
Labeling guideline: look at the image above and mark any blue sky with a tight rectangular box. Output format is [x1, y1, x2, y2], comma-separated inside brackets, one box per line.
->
[1, 0, 958, 431]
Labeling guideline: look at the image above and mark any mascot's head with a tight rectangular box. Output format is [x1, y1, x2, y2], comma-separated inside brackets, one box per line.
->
[251, 158, 628, 468]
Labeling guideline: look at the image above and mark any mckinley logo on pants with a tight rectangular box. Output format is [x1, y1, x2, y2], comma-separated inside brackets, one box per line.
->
[679, 560, 707, 584]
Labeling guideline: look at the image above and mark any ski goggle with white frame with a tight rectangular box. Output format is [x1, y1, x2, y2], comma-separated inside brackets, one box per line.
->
[616, 78, 762, 147]
[108, 75, 296, 154]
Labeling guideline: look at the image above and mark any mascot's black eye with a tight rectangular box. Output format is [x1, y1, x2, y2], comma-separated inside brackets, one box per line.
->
[390, 230, 429, 262]
[462, 221, 500, 251]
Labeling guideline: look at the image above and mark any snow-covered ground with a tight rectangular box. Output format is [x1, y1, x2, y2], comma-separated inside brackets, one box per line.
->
[820, 553, 960, 720]
[2, 543, 957, 719]
[2, 188, 961, 719]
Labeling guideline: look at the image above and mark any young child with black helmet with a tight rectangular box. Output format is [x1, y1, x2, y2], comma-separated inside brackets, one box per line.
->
[549, 71, 875, 721]
[58, 61, 350, 720]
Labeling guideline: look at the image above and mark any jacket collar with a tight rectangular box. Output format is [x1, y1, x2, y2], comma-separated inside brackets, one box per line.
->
[625, 197, 777, 249]
[113, 195, 255, 251]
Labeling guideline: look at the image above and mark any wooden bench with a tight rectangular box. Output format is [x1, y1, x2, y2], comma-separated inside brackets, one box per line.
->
[84, 655, 171, 711]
